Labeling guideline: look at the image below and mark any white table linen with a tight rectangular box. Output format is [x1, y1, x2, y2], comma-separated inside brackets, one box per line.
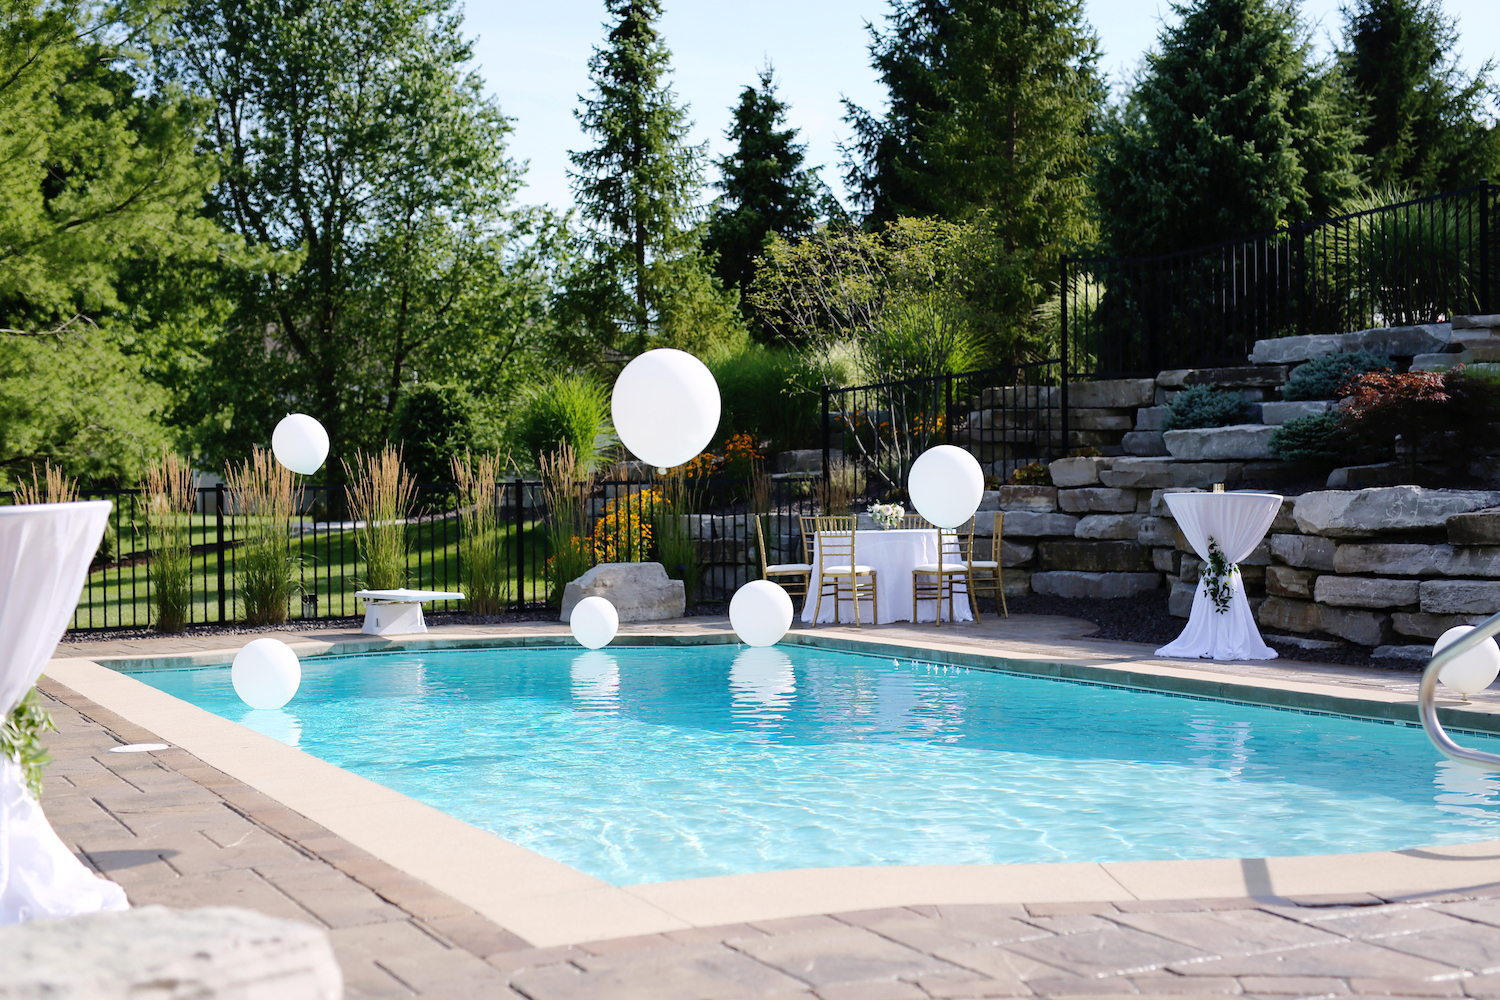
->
[0, 501, 129, 922]
[801, 529, 973, 624]
[1156, 492, 1282, 661]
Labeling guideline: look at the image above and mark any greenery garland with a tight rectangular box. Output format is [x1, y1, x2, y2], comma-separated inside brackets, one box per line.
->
[1, 688, 55, 800]
[1203, 537, 1236, 614]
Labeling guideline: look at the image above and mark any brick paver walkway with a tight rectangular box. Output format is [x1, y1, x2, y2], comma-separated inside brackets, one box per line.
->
[36, 674, 1500, 999]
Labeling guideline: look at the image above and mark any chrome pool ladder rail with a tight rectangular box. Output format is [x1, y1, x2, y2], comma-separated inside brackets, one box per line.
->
[1419, 608, 1500, 771]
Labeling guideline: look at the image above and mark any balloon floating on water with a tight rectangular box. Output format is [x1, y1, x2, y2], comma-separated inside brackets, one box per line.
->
[232, 637, 302, 710]
[570, 596, 619, 649]
[730, 580, 794, 647]
[272, 413, 330, 475]
[1434, 625, 1500, 698]
[611, 349, 720, 470]
[908, 445, 985, 529]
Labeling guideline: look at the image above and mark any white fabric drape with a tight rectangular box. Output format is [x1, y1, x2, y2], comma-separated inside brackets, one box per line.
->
[802, 529, 973, 624]
[0, 501, 129, 922]
[1155, 492, 1282, 661]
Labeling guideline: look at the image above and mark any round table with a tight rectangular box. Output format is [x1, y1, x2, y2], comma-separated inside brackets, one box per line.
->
[1156, 491, 1283, 660]
[801, 528, 974, 624]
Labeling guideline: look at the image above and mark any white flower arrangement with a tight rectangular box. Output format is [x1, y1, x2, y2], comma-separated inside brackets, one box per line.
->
[867, 501, 905, 530]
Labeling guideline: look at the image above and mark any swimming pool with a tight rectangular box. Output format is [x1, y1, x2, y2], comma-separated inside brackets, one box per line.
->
[132, 644, 1500, 886]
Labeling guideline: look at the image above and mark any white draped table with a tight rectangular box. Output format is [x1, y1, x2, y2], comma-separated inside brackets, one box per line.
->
[801, 528, 974, 625]
[1156, 491, 1283, 661]
[1, 501, 129, 923]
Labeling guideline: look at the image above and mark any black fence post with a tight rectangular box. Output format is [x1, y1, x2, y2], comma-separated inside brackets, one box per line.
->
[216, 484, 226, 623]
[820, 385, 831, 489]
[513, 478, 525, 610]
[944, 373, 954, 447]
[1482, 178, 1492, 316]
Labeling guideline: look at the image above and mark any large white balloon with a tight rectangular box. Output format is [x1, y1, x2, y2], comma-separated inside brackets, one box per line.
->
[730, 579, 794, 647]
[1435, 625, 1500, 697]
[271, 413, 330, 475]
[908, 445, 985, 528]
[611, 349, 721, 469]
[569, 595, 619, 649]
[231, 638, 301, 710]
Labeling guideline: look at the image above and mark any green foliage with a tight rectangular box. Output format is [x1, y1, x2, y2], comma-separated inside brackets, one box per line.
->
[2, 687, 55, 801]
[1338, 0, 1500, 193]
[346, 447, 413, 592]
[1268, 410, 1347, 461]
[707, 345, 820, 454]
[1340, 368, 1500, 464]
[1281, 351, 1393, 400]
[1161, 385, 1253, 431]
[704, 66, 831, 336]
[1096, 0, 1361, 257]
[559, 0, 744, 360]
[227, 448, 300, 625]
[452, 451, 505, 615]
[393, 384, 493, 485]
[653, 476, 703, 605]
[511, 375, 610, 473]
[144, 452, 196, 633]
[1010, 461, 1049, 485]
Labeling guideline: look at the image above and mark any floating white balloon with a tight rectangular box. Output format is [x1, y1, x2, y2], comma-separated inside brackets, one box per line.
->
[611, 349, 721, 469]
[730, 579, 794, 647]
[569, 595, 619, 649]
[271, 413, 330, 475]
[907, 445, 985, 528]
[231, 638, 302, 710]
[1435, 625, 1500, 698]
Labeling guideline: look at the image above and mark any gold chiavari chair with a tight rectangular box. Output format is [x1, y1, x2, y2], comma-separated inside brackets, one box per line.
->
[755, 514, 811, 600]
[965, 510, 1008, 618]
[912, 516, 979, 625]
[810, 515, 877, 625]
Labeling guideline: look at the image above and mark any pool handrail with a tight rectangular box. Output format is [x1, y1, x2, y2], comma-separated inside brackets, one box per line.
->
[1419, 608, 1500, 770]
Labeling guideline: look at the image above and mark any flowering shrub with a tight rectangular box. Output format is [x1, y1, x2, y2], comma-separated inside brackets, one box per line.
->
[593, 487, 659, 562]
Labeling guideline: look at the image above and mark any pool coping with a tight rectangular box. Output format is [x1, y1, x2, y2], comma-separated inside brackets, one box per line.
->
[45, 628, 1500, 949]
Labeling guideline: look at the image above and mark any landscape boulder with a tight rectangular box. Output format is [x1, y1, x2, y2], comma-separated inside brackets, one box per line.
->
[1100, 458, 1241, 489]
[1074, 514, 1144, 541]
[1122, 431, 1170, 456]
[1038, 540, 1152, 573]
[1003, 511, 1080, 537]
[1163, 424, 1276, 461]
[1419, 580, 1500, 616]
[1258, 596, 1322, 634]
[1447, 508, 1500, 546]
[1269, 533, 1338, 570]
[1031, 571, 1161, 599]
[995, 485, 1058, 512]
[1318, 607, 1394, 646]
[561, 562, 685, 622]
[1058, 488, 1137, 514]
[1047, 456, 1108, 487]
[1341, 322, 1451, 357]
[1259, 400, 1335, 425]
[1333, 543, 1500, 578]
[1313, 576, 1419, 609]
[1294, 487, 1500, 538]
[1248, 334, 1342, 365]
[1066, 378, 1156, 408]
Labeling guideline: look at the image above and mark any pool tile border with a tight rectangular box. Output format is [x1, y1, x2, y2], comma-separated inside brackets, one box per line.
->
[43, 628, 1500, 948]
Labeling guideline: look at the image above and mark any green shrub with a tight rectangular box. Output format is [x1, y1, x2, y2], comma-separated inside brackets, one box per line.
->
[1281, 351, 1393, 401]
[393, 384, 492, 484]
[1268, 410, 1346, 461]
[707, 345, 820, 454]
[1161, 385, 1253, 431]
[511, 374, 610, 473]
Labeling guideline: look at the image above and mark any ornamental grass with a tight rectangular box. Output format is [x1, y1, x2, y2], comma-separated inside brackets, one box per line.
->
[452, 449, 506, 614]
[345, 446, 414, 592]
[14, 461, 78, 504]
[540, 443, 596, 607]
[226, 446, 300, 625]
[143, 451, 197, 632]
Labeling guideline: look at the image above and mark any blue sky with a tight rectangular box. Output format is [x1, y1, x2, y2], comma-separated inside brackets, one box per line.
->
[463, 0, 1500, 211]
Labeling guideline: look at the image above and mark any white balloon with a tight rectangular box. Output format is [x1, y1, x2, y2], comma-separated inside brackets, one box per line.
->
[907, 445, 985, 528]
[569, 596, 619, 649]
[231, 638, 301, 710]
[271, 413, 330, 475]
[611, 349, 721, 469]
[1434, 625, 1500, 696]
[730, 579, 794, 646]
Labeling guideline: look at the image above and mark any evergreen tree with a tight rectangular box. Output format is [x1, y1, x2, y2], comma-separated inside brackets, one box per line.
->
[563, 0, 742, 360]
[703, 67, 828, 330]
[1096, 0, 1361, 257]
[1339, 0, 1500, 193]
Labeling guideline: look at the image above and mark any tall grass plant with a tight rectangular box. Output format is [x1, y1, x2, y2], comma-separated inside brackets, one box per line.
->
[345, 446, 414, 592]
[540, 444, 597, 607]
[143, 451, 197, 632]
[226, 447, 299, 625]
[452, 450, 505, 614]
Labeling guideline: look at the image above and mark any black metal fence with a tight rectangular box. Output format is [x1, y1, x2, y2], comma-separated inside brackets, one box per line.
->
[821, 359, 1068, 490]
[1064, 180, 1499, 377]
[48, 477, 820, 631]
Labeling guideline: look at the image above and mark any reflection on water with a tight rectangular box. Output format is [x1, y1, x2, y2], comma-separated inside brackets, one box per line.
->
[240, 708, 302, 746]
[1434, 758, 1500, 826]
[730, 647, 796, 718]
[1184, 717, 1255, 779]
[571, 651, 620, 712]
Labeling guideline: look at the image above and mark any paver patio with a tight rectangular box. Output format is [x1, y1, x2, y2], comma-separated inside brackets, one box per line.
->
[34, 616, 1500, 998]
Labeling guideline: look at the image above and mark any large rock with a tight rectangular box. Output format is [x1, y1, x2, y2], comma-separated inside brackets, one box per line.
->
[1153, 548, 1182, 574]
[1137, 516, 1183, 548]
[1122, 430, 1170, 456]
[1293, 487, 1500, 538]
[1180, 555, 1202, 584]
[1259, 400, 1335, 425]
[1002, 511, 1080, 537]
[1163, 424, 1277, 461]
[1393, 611, 1492, 639]
[1047, 456, 1109, 487]
[1314, 575, 1420, 609]
[1067, 378, 1156, 408]
[1038, 539, 1153, 572]
[1249, 334, 1343, 365]
[1058, 487, 1138, 514]
[0, 906, 342, 1000]
[1333, 542, 1500, 577]
[1325, 463, 1406, 489]
[1269, 533, 1338, 570]
[1270, 499, 1299, 534]
[1371, 645, 1434, 668]
[561, 562, 686, 622]
[1181, 365, 1290, 388]
[1266, 565, 1317, 599]
[1168, 579, 1197, 617]
[1319, 607, 1394, 646]
[1453, 314, 1500, 330]
[1069, 408, 1135, 431]
[1241, 540, 1272, 566]
[996, 485, 1058, 512]
[1031, 571, 1161, 599]
[1341, 322, 1451, 357]
[1149, 487, 1204, 517]
[1075, 514, 1144, 540]
[1419, 580, 1500, 615]
[1100, 459, 1242, 489]
[1135, 406, 1170, 431]
[1258, 596, 1322, 633]
[998, 540, 1036, 566]
[1447, 508, 1500, 545]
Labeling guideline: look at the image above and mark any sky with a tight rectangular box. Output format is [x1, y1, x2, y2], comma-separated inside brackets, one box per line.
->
[462, 0, 1500, 212]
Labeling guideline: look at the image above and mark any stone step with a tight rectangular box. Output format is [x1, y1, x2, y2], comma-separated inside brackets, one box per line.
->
[1248, 323, 1452, 365]
[1156, 365, 1290, 389]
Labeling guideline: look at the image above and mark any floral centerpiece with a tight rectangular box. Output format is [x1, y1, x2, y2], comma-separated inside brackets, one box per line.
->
[867, 501, 904, 530]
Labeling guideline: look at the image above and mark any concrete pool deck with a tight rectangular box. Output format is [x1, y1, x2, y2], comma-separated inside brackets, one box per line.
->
[36, 615, 1500, 998]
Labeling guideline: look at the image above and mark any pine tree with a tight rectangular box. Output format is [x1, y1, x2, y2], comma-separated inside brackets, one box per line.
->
[1096, 0, 1361, 258]
[704, 68, 828, 320]
[563, 0, 742, 359]
[1339, 0, 1500, 193]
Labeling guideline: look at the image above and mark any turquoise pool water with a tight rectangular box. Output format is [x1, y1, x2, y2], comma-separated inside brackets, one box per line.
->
[133, 645, 1500, 886]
